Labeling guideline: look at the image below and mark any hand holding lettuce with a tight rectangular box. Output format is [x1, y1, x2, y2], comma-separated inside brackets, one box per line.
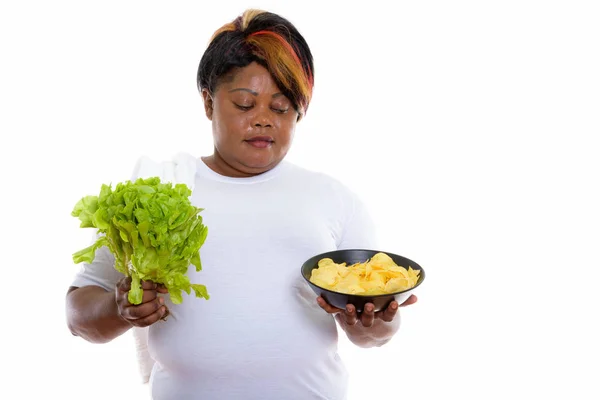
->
[71, 177, 209, 305]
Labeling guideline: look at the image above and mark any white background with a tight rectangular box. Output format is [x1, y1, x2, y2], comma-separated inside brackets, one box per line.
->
[1, 1, 599, 399]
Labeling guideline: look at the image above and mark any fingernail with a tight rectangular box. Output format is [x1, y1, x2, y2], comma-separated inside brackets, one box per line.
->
[346, 305, 353, 313]
[366, 305, 373, 312]
[391, 303, 398, 310]
[159, 297, 164, 305]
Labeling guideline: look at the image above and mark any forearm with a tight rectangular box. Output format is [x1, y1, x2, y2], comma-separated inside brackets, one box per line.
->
[66, 286, 131, 344]
[336, 314, 401, 348]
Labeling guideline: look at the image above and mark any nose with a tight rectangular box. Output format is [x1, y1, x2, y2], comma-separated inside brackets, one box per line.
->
[252, 106, 273, 128]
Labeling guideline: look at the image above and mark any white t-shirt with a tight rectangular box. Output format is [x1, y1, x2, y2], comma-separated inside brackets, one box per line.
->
[71, 156, 378, 400]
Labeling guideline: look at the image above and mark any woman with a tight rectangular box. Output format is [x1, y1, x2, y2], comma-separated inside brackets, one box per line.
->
[66, 9, 417, 400]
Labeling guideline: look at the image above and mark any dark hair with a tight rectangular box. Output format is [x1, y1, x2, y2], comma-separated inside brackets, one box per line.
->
[197, 9, 314, 119]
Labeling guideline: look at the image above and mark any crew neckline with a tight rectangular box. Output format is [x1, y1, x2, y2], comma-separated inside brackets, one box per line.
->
[196, 157, 287, 184]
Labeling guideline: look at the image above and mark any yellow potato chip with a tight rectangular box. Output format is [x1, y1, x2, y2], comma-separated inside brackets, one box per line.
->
[385, 277, 410, 292]
[364, 263, 372, 279]
[309, 252, 420, 295]
[368, 252, 396, 269]
[335, 273, 365, 294]
[318, 258, 336, 268]
[360, 273, 386, 294]
[336, 264, 351, 278]
[310, 264, 338, 286]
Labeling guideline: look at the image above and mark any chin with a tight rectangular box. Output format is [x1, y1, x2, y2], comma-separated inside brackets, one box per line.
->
[239, 154, 281, 172]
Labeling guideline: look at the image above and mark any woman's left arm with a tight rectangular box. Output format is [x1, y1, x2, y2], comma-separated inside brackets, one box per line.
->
[321, 182, 418, 346]
[317, 295, 417, 348]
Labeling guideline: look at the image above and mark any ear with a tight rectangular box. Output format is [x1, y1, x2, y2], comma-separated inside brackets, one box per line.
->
[201, 89, 214, 120]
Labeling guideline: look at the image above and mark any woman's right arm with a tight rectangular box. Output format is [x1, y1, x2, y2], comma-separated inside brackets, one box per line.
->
[66, 278, 168, 344]
[66, 285, 130, 343]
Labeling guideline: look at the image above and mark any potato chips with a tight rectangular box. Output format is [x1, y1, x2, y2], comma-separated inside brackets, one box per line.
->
[309, 252, 420, 295]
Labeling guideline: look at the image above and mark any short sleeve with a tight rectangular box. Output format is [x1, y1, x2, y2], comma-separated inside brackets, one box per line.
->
[337, 190, 380, 250]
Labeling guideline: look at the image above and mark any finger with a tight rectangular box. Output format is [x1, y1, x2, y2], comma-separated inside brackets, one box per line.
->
[116, 279, 163, 305]
[399, 294, 418, 307]
[117, 278, 158, 294]
[316, 297, 344, 314]
[376, 301, 399, 322]
[116, 285, 157, 307]
[156, 284, 169, 294]
[121, 296, 164, 320]
[343, 304, 358, 326]
[130, 305, 169, 328]
[140, 288, 159, 304]
[116, 277, 132, 293]
[140, 280, 159, 290]
[360, 303, 375, 327]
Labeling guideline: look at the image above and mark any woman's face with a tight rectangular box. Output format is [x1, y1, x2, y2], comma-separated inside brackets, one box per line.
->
[202, 62, 299, 177]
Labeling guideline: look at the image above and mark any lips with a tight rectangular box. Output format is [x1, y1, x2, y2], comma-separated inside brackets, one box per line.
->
[244, 135, 274, 149]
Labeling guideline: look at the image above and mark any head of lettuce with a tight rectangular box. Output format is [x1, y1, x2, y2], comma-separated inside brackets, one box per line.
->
[71, 177, 209, 305]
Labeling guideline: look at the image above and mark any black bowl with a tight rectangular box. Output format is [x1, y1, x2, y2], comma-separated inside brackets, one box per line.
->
[301, 249, 425, 312]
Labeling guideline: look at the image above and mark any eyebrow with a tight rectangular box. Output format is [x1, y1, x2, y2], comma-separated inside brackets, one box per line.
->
[228, 88, 283, 98]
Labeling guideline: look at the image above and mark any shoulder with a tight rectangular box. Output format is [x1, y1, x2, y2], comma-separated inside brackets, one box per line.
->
[282, 161, 357, 196]
[130, 152, 198, 188]
[130, 154, 163, 180]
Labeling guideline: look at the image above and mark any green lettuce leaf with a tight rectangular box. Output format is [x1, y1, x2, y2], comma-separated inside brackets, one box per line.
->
[71, 177, 209, 305]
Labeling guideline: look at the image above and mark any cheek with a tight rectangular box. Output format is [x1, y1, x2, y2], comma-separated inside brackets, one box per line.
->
[213, 111, 248, 143]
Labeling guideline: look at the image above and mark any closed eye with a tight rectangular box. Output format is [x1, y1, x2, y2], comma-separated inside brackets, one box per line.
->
[234, 103, 252, 111]
[234, 102, 289, 114]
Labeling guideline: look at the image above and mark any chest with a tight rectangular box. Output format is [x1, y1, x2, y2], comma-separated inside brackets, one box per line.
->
[191, 181, 342, 256]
